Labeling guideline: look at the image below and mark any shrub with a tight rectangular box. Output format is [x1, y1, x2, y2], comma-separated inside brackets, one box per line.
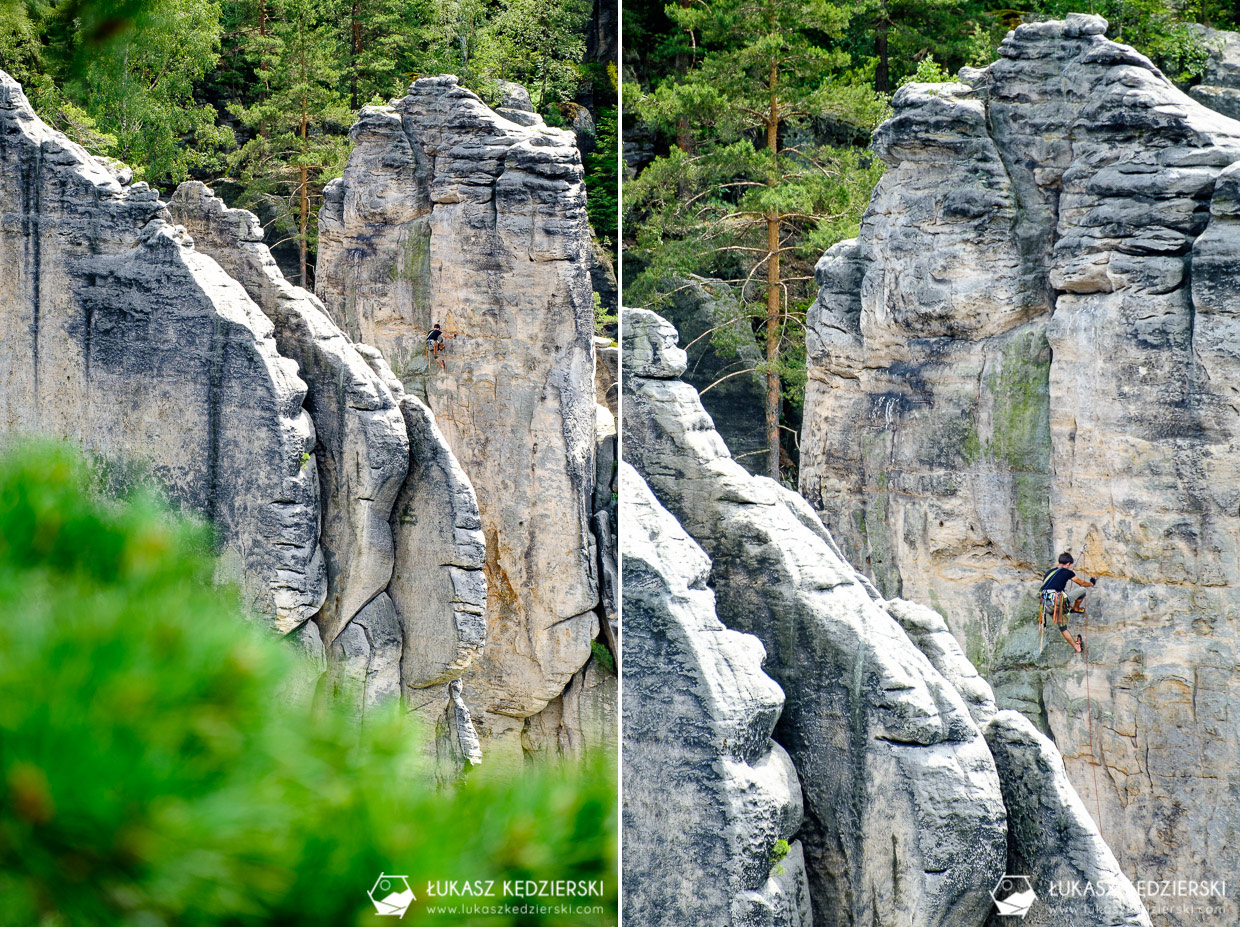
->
[0, 441, 616, 926]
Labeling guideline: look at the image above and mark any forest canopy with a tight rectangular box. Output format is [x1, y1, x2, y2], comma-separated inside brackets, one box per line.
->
[0, 0, 617, 285]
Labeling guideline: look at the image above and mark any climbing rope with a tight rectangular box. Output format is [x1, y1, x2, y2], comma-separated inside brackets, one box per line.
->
[1077, 545, 1106, 840]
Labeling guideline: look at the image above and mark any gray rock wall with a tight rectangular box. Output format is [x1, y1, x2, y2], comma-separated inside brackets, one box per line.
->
[1, 70, 491, 768]
[622, 460, 811, 927]
[985, 711, 1149, 927]
[316, 76, 601, 767]
[623, 306, 1152, 927]
[0, 71, 325, 632]
[166, 182, 488, 760]
[799, 17, 1240, 924]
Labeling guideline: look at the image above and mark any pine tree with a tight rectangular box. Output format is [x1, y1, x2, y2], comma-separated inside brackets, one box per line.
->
[627, 0, 885, 480]
[482, 0, 592, 108]
[340, 0, 453, 108]
[4, 0, 233, 188]
[229, 0, 350, 286]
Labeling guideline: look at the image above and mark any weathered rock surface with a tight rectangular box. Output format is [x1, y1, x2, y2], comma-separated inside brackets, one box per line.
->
[622, 460, 810, 927]
[800, 17, 1240, 924]
[167, 181, 408, 646]
[623, 306, 1152, 927]
[624, 308, 1008, 927]
[984, 711, 1150, 927]
[317, 76, 600, 764]
[491, 79, 542, 127]
[355, 344, 488, 762]
[389, 393, 486, 689]
[0, 70, 326, 632]
[523, 655, 617, 760]
[886, 598, 998, 728]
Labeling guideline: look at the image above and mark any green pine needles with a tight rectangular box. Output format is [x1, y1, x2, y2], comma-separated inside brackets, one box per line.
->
[0, 441, 616, 926]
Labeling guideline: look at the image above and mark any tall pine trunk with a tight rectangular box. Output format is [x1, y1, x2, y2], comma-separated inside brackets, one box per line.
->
[765, 213, 781, 479]
[258, 0, 268, 138]
[299, 103, 309, 288]
[765, 58, 782, 480]
[351, 0, 362, 109]
[875, 5, 890, 93]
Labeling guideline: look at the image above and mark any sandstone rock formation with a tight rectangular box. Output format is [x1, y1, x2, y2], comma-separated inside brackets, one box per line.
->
[316, 77, 601, 765]
[623, 306, 1152, 927]
[624, 308, 1008, 926]
[0, 71, 325, 632]
[0, 69, 495, 766]
[622, 460, 811, 927]
[799, 17, 1240, 925]
[167, 181, 409, 646]
[168, 182, 489, 760]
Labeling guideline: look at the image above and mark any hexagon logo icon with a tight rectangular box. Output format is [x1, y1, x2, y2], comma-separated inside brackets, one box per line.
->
[369, 873, 415, 918]
[991, 874, 1036, 917]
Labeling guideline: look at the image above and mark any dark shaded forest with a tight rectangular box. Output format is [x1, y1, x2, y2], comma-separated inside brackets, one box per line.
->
[0, 0, 618, 286]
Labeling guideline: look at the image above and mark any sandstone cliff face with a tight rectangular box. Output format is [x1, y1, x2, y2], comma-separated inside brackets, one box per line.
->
[799, 17, 1240, 924]
[624, 306, 1150, 927]
[167, 181, 409, 647]
[622, 460, 811, 927]
[316, 76, 601, 764]
[0, 70, 494, 765]
[0, 72, 325, 631]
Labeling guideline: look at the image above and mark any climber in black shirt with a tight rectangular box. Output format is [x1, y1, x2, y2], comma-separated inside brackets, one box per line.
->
[426, 323, 454, 371]
[1039, 552, 1097, 653]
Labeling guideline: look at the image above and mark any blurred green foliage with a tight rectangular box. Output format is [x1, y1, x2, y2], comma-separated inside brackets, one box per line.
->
[0, 441, 617, 926]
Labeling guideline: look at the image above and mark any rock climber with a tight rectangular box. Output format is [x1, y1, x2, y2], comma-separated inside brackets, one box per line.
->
[426, 323, 454, 371]
[1039, 552, 1097, 654]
